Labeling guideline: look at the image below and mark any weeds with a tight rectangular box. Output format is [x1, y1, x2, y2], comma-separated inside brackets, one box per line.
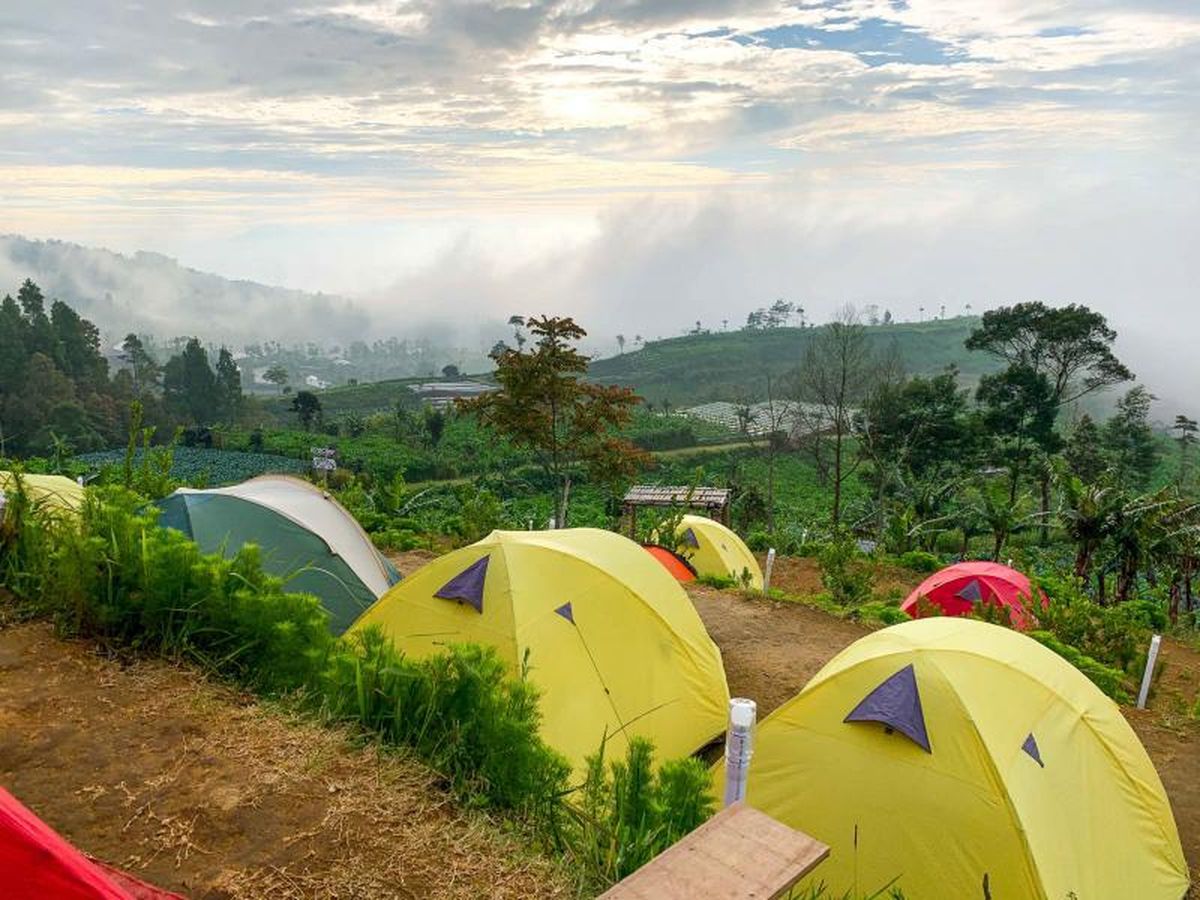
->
[0, 480, 717, 893]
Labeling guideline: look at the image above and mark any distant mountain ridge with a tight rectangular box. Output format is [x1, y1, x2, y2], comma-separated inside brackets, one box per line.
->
[0, 235, 372, 346]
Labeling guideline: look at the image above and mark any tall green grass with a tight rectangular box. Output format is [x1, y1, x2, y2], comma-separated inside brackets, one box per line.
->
[0, 480, 716, 892]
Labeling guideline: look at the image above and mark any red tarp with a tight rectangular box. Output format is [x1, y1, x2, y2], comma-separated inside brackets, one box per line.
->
[900, 561, 1046, 630]
[642, 545, 697, 582]
[0, 786, 184, 900]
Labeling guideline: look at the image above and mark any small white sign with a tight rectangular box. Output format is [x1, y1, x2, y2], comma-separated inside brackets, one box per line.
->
[311, 447, 338, 472]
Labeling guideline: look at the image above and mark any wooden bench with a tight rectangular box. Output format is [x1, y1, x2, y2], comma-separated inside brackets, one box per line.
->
[599, 802, 829, 900]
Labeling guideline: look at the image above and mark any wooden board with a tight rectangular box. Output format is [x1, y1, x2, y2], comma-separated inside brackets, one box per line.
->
[599, 802, 829, 900]
[622, 485, 731, 509]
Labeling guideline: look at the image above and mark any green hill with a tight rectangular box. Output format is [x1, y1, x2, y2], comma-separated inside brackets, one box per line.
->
[587, 316, 998, 406]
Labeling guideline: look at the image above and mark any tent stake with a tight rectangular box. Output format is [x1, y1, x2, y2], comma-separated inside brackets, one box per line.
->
[1137, 634, 1161, 710]
[723, 698, 757, 808]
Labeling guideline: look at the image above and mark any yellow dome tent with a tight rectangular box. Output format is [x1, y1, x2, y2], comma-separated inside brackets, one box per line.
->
[351, 528, 730, 771]
[715, 618, 1189, 899]
[0, 472, 84, 515]
[673, 514, 762, 589]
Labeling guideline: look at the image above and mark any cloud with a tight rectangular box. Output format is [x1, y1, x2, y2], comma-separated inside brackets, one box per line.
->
[0, 0, 1195, 408]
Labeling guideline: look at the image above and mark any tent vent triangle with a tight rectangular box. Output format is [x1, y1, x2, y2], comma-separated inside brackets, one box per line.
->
[1022, 733, 1044, 767]
[554, 602, 575, 624]
[956, 579, 983, 603]
[844, 663, 931, 753]
[434, 555, 489, 613]
[682, 527, 700, 548]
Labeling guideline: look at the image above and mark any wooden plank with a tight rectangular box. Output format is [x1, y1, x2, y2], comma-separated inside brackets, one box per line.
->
[599, 803, 829, 900]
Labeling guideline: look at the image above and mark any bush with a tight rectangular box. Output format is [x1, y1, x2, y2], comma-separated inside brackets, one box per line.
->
[318, 629, 570, 811]
[1036, 575, 1152, 673]
[1, 484, 718, 892]
[854, 600, 910, 626]
[572, 737, 714, 885]
[896, 550, 941, 573]
[1028, 631, 1133, 703]
[818, 532, 874, 606]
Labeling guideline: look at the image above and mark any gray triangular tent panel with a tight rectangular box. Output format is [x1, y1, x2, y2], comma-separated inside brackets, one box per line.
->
[956, 579, 984, 603]
[682, 527, 700, 548]
[845, 663, 931, 753]
[555, 602, 575, 624]
[1022, 733, 1044, 767]
[434, 555, 489, 613]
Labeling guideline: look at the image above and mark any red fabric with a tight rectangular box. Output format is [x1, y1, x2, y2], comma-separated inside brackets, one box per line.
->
[900, 562, 1047, 630]
[642, 545, 697, 582]
[0, 787, 183, 900]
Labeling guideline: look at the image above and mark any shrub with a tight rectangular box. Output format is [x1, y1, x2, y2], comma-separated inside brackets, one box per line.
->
[1035, 575, 1151, 673]
[896, 550, 941, 573]
[1028, 631, 1133, 703]
[318, 629, 570, 812]
[571, 737, 714, 885]
[818, 532, 874, 606]
[853, 600, 910, 626]
[1, 485, 718, 893]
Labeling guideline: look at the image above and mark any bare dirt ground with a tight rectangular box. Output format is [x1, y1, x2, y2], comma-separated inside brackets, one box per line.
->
[689, 582, 1200, 882]
[0, 621, 571, 900]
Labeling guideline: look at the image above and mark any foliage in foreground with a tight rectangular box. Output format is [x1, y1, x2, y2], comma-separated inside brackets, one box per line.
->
[0, 483, 714, 892]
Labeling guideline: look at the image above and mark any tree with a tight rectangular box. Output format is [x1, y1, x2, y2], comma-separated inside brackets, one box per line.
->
[1105, 386, 1159, 491]
[976, 365, 1059, 503]
[859, 367, 974, 483]
[17, 279, 55, 358]
[968, 478, 1033, 561]
[263, 364, 289, 392]
[215, 347, 243, 423]
[441, 364, 461, 379]
[965, 302, 1132, 405]
[507, 315, 527, 350]
[791, 307, 878, 526]
[1173, 415, 1198, 486]
[734, 376, 788, 533]
[162, 338, 218, 425]
[291, 390, 322, 431]
[120, 333, 160, 398]
[1056, 466, 1120, 581]
[423, 406, 446, 449]
[459, 315, 647, 527]
[1062, 414, 1107, 483]
[616, 334, 626, 354]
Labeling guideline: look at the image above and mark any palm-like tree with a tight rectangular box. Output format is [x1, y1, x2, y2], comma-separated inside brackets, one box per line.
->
[1056, 468, 1120, 581]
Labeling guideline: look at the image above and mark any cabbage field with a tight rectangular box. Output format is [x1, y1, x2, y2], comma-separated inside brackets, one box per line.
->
[76, 447, 306, 486]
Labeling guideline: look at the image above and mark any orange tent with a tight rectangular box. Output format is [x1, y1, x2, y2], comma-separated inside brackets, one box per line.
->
[642, 544, 697, 582]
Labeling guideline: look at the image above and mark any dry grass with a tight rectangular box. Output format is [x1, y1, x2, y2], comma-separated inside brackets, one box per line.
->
[0, 622, 576, 900]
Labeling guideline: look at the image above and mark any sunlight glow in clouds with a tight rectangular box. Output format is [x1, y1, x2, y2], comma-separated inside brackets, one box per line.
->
[0, 0, 1196, 343]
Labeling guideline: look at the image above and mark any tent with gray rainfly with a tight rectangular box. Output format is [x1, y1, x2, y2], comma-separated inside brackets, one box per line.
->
[156, 475, 399, 634]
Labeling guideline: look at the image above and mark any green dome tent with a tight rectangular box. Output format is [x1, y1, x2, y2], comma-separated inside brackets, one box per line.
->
[156, 475, 399, 634]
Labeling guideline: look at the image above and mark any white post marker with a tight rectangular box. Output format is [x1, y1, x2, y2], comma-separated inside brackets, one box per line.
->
[763, 548, 776, 594]
[723, 698, 757, 808]
[1137, 634, 1162, 710]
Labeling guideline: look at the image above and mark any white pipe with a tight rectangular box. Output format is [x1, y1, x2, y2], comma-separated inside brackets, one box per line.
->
[1137, 634, 1162, 710]
[723, 698, 757, 807]
[763, 548, 776, 594]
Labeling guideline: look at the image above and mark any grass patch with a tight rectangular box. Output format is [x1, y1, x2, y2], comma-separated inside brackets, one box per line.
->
[0, 478, 715, 893]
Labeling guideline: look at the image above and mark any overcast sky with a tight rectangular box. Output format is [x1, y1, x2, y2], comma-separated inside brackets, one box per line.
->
[3, 1, 1198, 395]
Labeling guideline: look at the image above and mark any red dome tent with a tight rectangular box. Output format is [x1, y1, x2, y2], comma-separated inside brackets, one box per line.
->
[0, 786, 183, 900]
[900, 561, 1045, 630]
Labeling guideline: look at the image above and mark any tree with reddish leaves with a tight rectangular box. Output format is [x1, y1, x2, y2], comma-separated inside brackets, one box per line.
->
[459, 315, 647, 527]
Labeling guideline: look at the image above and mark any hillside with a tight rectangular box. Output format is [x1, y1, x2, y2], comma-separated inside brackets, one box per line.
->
[0, 234, 372, 346]
[587, 317, 998, 406]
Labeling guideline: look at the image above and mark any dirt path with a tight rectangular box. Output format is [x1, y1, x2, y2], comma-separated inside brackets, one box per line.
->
[689, 584, 1200, 881]
[0, 622, 571, 900]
